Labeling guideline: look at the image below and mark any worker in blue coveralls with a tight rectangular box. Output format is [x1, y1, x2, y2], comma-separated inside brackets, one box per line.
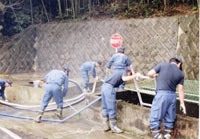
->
[35, 67, 70, 123]
[107, 46, 131, 91]
[148, 57, 186, 139]
[0, 78, 12, 101]
[101, 66, 141, 133]
[80, 61, 102, 93]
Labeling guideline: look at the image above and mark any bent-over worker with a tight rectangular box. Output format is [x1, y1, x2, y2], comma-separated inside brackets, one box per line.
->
[35, 67, 70, 123]
[80, 61, 102, 93]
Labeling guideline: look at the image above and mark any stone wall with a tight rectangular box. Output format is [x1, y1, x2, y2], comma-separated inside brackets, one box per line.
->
[0, 14, 198, 80]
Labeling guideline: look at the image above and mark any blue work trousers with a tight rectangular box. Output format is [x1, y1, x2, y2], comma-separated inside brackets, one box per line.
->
[113, 69, 125, 91]
[150, 90, 176, 130]
[80, 70, 89, 89]
[101, 83, 116, 119]
[0, 88, 6, 101]
[40, 84, 63, 111]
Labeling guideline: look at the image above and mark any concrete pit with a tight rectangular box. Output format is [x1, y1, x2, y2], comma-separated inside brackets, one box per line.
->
[0, 73, 148, 139]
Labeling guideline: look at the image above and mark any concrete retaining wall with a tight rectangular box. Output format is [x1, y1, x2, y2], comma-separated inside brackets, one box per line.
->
[117, 101, 198, 138]
[0, 14, 198, 80]
[84, 95, 199, 138]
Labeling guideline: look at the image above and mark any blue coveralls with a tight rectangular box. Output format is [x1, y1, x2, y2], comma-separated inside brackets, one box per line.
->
[107, 53, 131, 90]
[101, 70, 126, 119]
[150, 63, 184, 130]
[40, 70, 68, 111]
[0, 78, 6, 100]
[80, 62, 96, 89]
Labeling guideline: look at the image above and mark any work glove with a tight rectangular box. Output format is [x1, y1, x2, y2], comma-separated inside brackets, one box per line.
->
[180, 103, 186, 114]
[135, 73, 142, 80]
[95, 76, 99, 81]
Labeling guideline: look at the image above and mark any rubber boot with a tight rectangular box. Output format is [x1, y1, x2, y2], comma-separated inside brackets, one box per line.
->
[164, 128, 172, 139]
[35, 111, 44, 123]
[109, 119, 123, 134]
[102, 115, 110, 132]
[152, 129, 162, 139]
[55, 108, 63, 120]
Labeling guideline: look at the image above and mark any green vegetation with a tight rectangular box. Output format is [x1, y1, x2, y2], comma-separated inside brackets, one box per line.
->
[0, 0, 198, 39]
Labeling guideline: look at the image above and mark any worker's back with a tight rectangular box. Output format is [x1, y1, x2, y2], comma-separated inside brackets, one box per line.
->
[45, 70, 67, 86]
[105, 70, 126, 88]
[80, 62, 96, 71]
[155, 62, 184, 92]
[108, 53, 131, 70]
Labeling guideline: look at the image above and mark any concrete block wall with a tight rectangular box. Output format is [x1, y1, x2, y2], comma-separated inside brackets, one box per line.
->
[0, 27, 37, 73]
[0, 14, 198, 80]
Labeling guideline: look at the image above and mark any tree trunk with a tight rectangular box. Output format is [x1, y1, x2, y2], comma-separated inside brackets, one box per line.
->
[71, 0, 76, 18]
[88, 0, 92, 15]
[78, 0, 80, 14]
[82, 0, 85, 10]
[164, 0, 169, 10]
[65, 0, 69, 16]
[92, 0, 95, 11]
[127, 0, 130, 9]
[75, 0, 78, 16]
[57, 0, 63, 19]
[49, 0, 52, 17]
[29, 0, 33, 24]
[40, 0, 49, 22]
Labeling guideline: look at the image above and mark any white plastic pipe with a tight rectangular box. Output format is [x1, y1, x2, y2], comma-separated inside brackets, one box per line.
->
[0, 126, 22, 139]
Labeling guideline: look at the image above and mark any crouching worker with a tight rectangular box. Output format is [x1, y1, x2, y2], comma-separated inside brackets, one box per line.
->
[148, 57, 186, 139]
[35, 67, 70, 123]
[101, 66, 140, 133]
[0, 78, 12, 101]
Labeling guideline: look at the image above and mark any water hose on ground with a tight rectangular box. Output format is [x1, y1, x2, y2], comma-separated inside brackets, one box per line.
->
[0, 126, 22, 139]
[0, 79, 85, 111]
[0, 96, 101, 123]
[0, 94, 85, 112]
